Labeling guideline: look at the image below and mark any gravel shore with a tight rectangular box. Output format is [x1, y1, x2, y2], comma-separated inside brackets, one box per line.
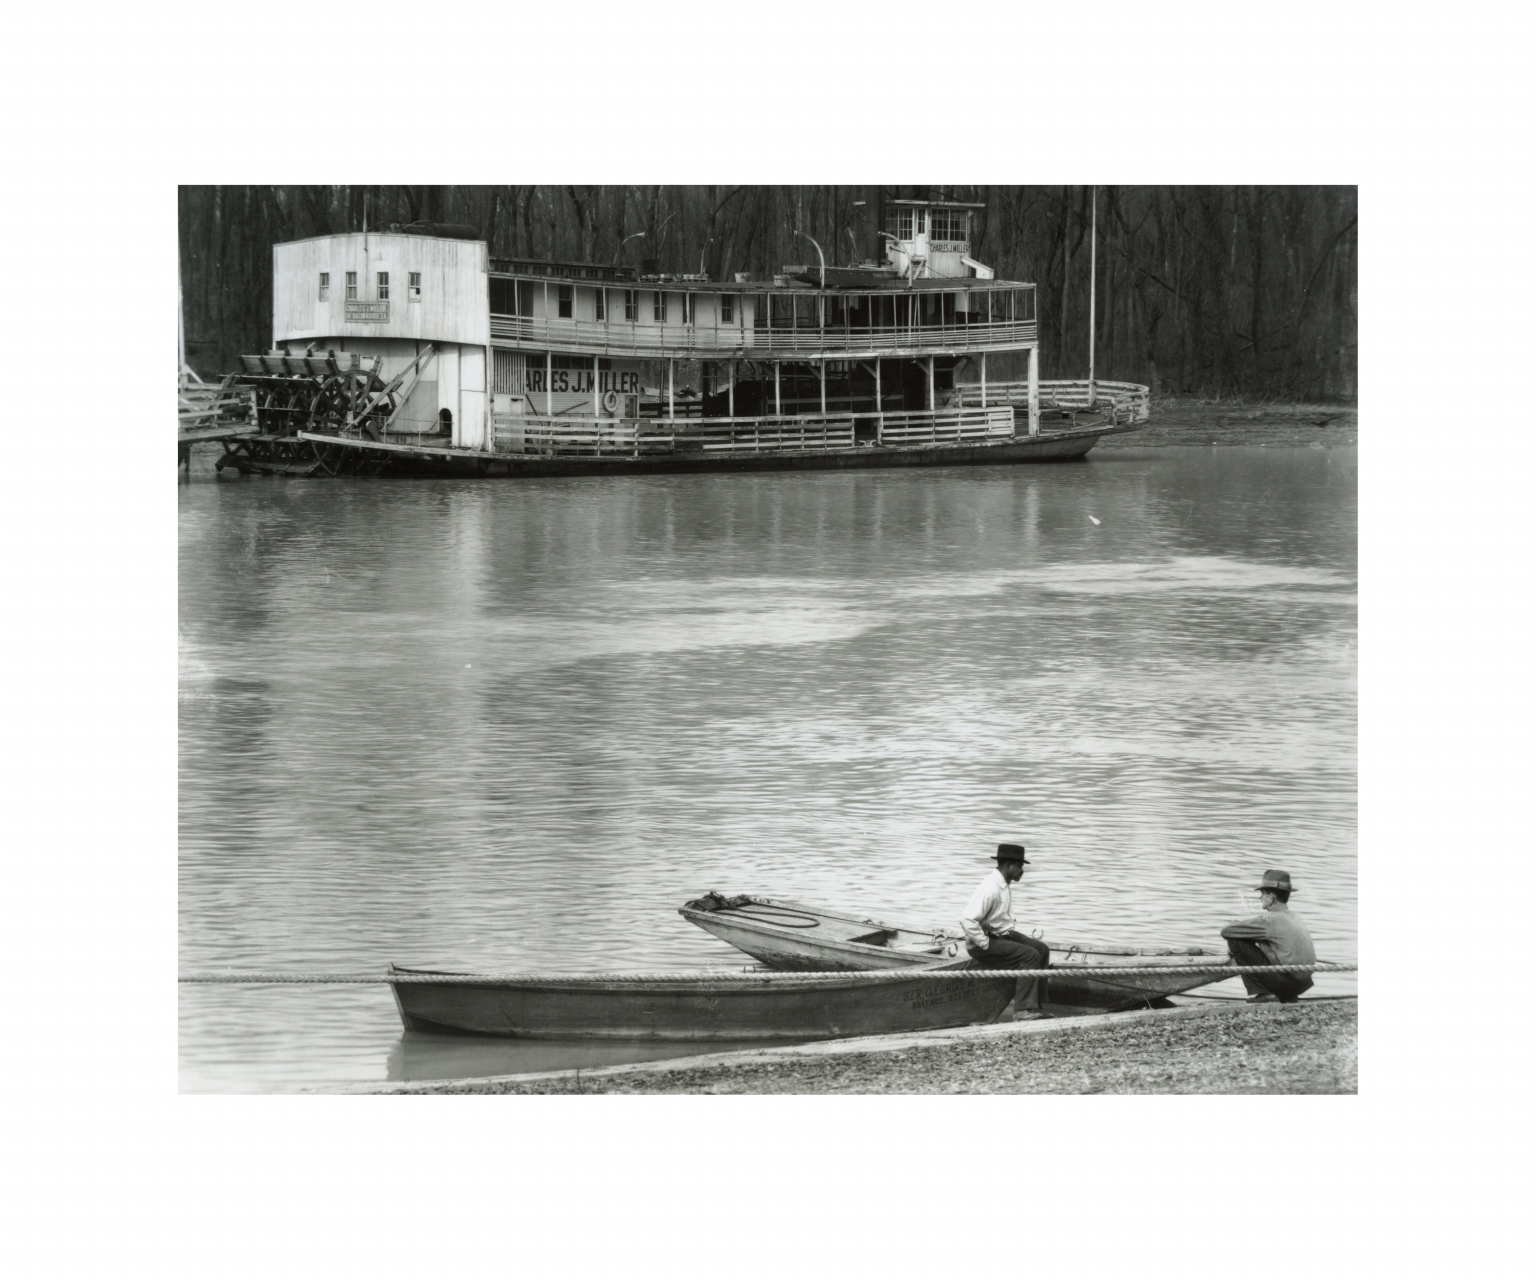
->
[371, 1000, 1356, 1095]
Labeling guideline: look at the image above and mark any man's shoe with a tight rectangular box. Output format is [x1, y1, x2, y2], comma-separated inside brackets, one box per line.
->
[1247, 993, 1280, 1004]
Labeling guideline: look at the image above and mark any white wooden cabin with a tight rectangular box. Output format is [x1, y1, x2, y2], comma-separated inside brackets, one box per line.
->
[272, 232, 490, 448]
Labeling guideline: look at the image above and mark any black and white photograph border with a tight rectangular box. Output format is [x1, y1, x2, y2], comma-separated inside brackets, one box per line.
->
[10, 1, 1527, 1277]
[175, 177, 1359, 1094]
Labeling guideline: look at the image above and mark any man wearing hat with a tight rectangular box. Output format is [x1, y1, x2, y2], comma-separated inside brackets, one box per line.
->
[1220, 870, 1317, 1003]
[960, 844, 1051, 1011]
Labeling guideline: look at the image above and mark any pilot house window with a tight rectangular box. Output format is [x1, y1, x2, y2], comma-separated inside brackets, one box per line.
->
[931, 210, 966, 241]
[377, 272, 389, 300]
[345, 271, 357, 300]
[318, 272, 329, 300]
[720, 294, 734, 323]
[408, 271, 421, 300]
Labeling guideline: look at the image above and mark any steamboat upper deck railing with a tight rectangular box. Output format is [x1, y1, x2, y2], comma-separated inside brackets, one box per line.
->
[489, 314, 1038, 358]
[487, 273, 1038, 359]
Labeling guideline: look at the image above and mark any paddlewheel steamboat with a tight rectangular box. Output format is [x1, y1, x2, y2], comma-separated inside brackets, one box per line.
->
[180, 194, 1148, 478]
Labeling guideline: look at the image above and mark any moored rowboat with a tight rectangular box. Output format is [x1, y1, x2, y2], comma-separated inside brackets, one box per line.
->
[679, 893, 1236, 1016]
[386, 961, 1016, 1040]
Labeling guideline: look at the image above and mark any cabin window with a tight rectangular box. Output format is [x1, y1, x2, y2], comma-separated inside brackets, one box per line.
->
[409, 271, 421, 301]
[624, 290, 638, 321]
[897, 209, 914, 240]
[930, 210, 966, 241]
[318, 272, 329, 300]
[345, 271, 357, 300]
[720, 294, 734, 323]
[377, 272, 389, 300]
[595, 289, 605, 321]
[653, 291, 667, 323]
[558, 284, 572, 318]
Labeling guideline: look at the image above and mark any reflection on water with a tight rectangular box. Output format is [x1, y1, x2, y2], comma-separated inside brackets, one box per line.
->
[386, 1032, 811, 1084]
[180, 447, 1356, 1092]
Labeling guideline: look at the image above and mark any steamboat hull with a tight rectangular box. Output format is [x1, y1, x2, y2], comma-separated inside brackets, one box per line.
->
[219, 421, 1140, 479]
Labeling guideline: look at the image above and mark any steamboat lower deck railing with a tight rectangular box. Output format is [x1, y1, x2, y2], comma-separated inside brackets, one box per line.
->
[489, 315, 1037, 358]
[490, 406, 1018, 457]
[957, 379, 1151, 424]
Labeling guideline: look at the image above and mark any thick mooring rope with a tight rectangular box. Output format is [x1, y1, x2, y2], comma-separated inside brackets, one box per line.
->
[179, 963, 1356, 986]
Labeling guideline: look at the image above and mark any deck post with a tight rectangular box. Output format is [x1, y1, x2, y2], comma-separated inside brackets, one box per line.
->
[593, 353, 601, 424]
[774, 362, 780, 416]
[728, 361, 735, 418]
[1027, 345, 1040, 437]
[875, 358, 882, 426]
[668, 358, 675, 420]
[820, 360, 826, 414]
[1088, 185, 1097, 407]
[546, 350, 553, 417]
[928, 356, 935, 411]
[980, 351, 987, 408]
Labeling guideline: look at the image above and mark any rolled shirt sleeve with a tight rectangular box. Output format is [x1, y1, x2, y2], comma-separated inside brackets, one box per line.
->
[960, 882, 996, 950]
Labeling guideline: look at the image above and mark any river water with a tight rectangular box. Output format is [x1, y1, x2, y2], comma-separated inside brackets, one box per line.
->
[178, 446, 1357, 1092]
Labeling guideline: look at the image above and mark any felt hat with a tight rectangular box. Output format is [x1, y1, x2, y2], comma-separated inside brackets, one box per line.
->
[1255, 869, 1293, 892]
[994, 843, 1029, 864]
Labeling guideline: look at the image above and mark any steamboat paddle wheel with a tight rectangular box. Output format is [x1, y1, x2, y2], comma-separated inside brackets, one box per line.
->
[213, 349, 431, 476]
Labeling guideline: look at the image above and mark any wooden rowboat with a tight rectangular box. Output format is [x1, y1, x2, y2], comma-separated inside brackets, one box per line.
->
[679, 893, 1236, 1016]
[387, 961, 1016, 1040]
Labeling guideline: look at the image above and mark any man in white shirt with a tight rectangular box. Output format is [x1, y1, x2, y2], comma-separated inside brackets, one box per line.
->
[961, 843, 1050, 1009]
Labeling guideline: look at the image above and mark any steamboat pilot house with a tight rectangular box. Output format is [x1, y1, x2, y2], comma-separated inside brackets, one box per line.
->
[253, 197, 1142, 473]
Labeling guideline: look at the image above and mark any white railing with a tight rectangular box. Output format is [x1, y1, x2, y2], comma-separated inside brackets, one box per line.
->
[489, 316, 1037, 358]
[875, 407, 1015, 444]
[956, 378, 1151, 424]
[491, 406, 1017, 458]
[178, 376, 257, 434]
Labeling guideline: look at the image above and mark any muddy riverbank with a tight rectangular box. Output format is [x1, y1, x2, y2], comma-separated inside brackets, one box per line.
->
[1099, 397, 1357, 449]
[351, 1000, 1356, 1095]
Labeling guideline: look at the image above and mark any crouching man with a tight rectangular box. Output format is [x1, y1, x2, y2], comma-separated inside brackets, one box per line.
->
[961, 843, 1051, 1013]
[1221, 870, 1316, 1003]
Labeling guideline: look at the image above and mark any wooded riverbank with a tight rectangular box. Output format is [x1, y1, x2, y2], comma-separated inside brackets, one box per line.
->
[180, 186, 1356, 402]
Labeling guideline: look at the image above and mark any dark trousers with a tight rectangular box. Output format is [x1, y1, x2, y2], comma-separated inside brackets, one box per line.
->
[1227, 937, 1313, 1002]
[968, 930, 1050, 970]
[969, 931, 1051, 1012]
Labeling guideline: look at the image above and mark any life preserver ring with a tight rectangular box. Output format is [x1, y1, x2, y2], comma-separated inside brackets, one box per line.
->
[601, 390, 621, 414]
